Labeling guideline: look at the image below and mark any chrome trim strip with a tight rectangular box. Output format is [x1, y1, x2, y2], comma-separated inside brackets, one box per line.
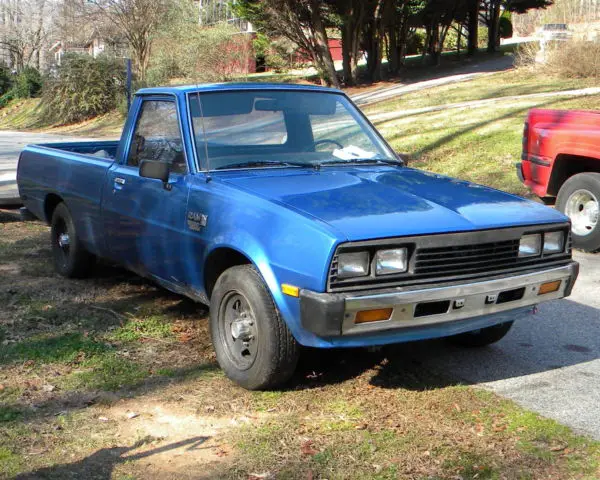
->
[342, 263, 577, 335]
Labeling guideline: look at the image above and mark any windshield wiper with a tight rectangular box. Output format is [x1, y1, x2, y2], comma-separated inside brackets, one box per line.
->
[319, 158, 403, 167]
[216, 160, 317, 170]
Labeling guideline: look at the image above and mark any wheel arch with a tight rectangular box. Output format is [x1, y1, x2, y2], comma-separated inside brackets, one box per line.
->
[548, 154, 600, 197]
[203, 246, 253, 299]
[43, 193, 64, 224]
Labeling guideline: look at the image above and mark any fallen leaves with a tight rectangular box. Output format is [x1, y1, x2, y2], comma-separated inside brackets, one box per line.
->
[300, 439, 318, 456]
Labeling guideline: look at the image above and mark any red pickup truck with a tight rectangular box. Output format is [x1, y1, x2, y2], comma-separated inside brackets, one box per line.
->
[518, 108, 600, 251]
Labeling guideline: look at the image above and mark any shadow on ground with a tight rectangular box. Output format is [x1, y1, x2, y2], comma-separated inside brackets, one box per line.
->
[15, 436, 210, 480]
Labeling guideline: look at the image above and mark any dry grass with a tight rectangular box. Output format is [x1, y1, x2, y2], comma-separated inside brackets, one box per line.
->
[1, 209, 600, 479]
[516, 39, 600, 79]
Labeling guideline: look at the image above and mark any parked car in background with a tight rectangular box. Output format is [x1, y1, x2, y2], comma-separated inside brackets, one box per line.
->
[538, 23, 572, 42]
[518, 108, 600, 251]
[18, 84, 579, 390]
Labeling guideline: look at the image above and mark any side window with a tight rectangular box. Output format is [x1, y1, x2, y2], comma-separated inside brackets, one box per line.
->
[127, 100, 187, 174]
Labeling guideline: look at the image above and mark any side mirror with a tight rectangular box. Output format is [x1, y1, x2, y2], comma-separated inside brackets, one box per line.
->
[140, 160, 170, 183]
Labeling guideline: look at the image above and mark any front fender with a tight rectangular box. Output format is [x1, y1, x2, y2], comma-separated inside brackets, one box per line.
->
[203, 225, 339, 347]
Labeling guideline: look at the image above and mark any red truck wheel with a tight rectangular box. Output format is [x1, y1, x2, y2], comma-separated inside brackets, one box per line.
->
[556, 173, 600, 252]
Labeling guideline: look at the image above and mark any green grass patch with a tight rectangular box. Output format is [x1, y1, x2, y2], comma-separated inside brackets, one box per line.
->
[63, 354, 149, 391]
[109, 315, 174, 342]
[0, 446, 25, 477]
[466, 389, 600, 476]
[0, 332, 109, 365]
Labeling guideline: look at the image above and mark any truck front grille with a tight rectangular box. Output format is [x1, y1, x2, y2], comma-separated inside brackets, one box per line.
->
[327, 225, 572, 293]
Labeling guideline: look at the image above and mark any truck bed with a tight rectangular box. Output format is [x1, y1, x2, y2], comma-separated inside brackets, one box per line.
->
[17, 140, 120, 256]
[35, 140, 120, 160]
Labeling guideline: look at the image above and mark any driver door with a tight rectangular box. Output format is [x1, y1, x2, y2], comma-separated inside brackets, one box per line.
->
[103, 98, 190, 283]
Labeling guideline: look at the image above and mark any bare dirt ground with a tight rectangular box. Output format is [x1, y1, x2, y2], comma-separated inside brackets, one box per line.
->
[1, 209, 599, 480]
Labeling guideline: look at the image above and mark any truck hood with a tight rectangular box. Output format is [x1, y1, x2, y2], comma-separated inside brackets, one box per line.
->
[219, 167, 567, 241]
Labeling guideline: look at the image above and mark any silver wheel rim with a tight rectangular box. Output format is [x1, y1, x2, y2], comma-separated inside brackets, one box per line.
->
[219, 291, 258, 371]
[565, 189, 599, 237]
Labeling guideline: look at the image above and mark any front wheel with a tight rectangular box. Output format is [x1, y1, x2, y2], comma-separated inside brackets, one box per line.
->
[209, 265, 299, 390]
[448, 321, 514, 347]
[556, 172, 600, 252]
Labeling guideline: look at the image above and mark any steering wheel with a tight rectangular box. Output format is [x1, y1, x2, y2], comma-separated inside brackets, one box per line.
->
[305, 139, 344, 151]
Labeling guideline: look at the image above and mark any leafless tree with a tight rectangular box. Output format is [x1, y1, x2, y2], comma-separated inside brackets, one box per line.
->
[86, 0, 170, 80]
[0, 0, 56, 70]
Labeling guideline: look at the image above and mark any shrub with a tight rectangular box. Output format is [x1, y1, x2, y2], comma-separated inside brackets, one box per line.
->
[0, 66, 43, 108]
[514, 41, 540, 67]
[0, 65, 12, 96]
[542, 40, 600, 78]
[499, 14, 513, 39]
[40, 54, 125, 125]
[12, 67, 42, 98]
[406, 30, 425, 55]
[149, 17, 252, 84]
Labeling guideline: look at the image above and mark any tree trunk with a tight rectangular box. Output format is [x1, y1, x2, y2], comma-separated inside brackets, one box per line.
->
[487, 0, 501, 52]
[340, 1, 363, 86]
[467, 0, 479, 56]
[309, 0, 340, 88]
[341, 23, 354, 85]
[388, 25, 399, 75]
[397, 20, 409, 66]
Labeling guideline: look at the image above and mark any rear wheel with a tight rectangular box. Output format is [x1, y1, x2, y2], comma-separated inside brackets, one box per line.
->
[210, 265, 299, 390]
[556, 173, 600, 252]
[448, 321, 514, 347]
[50, 202, 95, 277]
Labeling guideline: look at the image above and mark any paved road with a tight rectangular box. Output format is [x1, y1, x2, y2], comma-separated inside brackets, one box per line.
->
[396, 250, 600, 439]
[0, 132, 104, 205]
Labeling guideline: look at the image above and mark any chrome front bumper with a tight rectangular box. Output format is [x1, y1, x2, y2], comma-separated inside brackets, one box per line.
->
[299, 262, 579, 337]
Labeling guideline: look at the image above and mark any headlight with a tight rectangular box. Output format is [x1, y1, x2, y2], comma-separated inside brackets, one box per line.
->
[519, 234, 542, 257]
[544, 231, 565, 254]
[337, 251, 369, 279]
[375, 248, 408, 275]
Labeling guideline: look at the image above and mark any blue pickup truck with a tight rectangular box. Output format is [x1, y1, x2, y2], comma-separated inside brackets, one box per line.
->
[17, 83, 579, 389]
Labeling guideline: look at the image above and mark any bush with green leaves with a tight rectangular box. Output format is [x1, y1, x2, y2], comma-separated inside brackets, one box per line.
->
[0, 66, 43, 108]
[0, 65, 12, 96]
[41, 54, 125, 125]
[12, 67, 43, 98]
[406, 30, 425, 55]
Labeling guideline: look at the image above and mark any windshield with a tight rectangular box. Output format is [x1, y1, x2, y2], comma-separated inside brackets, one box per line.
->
[189, 90, 398, 171]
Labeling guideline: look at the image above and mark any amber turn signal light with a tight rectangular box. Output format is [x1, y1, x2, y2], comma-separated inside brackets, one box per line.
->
[355, 308, 393, 324]
[281, 284, 299, 297]
[538, 280, 561, 295]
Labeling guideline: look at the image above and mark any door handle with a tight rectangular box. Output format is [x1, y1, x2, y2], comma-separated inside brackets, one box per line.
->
[113, 177, 126, 192]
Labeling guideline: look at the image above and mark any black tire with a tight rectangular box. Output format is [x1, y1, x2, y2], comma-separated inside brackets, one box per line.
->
[50, 202, 95, 278]
[448, 321, 514, 348]
[556, 172, 600, 252]
[209, 265, 299, 390]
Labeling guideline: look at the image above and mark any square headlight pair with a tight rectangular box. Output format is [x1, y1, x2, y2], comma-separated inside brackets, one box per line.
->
[337, 248, 408, 279]
[519, 231, 565, 257]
